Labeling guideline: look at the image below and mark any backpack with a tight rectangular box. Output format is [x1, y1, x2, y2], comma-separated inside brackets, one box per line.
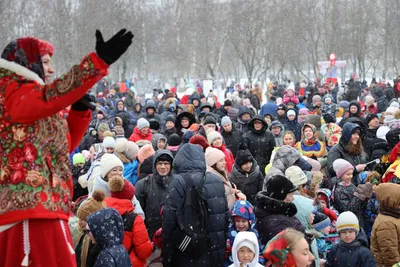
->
[122, 212, 138, 255]
[173, 173, 212, 258]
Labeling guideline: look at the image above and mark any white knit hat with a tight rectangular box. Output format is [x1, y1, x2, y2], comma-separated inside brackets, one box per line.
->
[102, 136, 116, 149]
[137, 118, 150, 130]
[386, 106, 398, 115]
[285, 166, 308, 186]
[287, 109, 296, 117]
[390, 101, 400, 108]
[205, 147, 225, 167]
[221, 116, 232, 127]
[207, 130, 223, 145]
[336, 211, 359, 234]
[100, 154, 124, 178]
[115, 138, 139, 161]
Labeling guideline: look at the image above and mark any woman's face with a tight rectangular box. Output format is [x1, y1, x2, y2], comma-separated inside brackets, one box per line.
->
[181, 119, 189, 128]
[283, 134, 295, 146]
[253, 121, 263, 131]
[215, 158, 226, 172]
[241, 161, 253, 173]
[303, 127, 314, 140]
[299, 113, 306, 120]
[291, 238, 315, 267]
[351, 132, 359, 144]
[265, 116, 272, 124]
[212, 137, 223, 148]
[41, 54, 55, 84]
[106, 166, 123, 180]
[350, 106, 358, 114]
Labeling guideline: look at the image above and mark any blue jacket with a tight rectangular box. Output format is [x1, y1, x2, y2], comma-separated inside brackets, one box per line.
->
[87, 208, 132, 267]
[123, 160, 139, 186]
[326, 229, 376, 267]
[260, 101, 277, 117]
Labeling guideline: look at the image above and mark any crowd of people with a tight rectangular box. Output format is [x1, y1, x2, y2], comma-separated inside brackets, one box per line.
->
[1, 32, 400, 267]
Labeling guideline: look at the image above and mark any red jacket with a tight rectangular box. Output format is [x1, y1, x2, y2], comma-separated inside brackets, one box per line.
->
[0, 52, 108, 225]
[129, 127, 153, 142]
[213, 144, 234, 174]
[105, 197, 154, 266]
[367, 104, 378, 115]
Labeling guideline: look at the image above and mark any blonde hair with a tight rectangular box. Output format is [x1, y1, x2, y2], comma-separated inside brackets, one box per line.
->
[282, 228, 306, 251]
[282, 131, 296, 146]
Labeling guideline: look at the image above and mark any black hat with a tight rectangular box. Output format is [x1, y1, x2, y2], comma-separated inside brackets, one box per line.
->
[265, 175, 298, 201]
[156, 153, 173, 164]
[165, 115, 176, 124]
[149, 119, 160, 131]
[366, 114, 379, 125]
[167, 134, 181, 146]
[235, 143, 254, 167]
[277, 104, 287, 111]
[224, 99, 232, 107]
[386, 128, 400, 148]
[203, 116, 217, 126]
[323, 113, 336, 124]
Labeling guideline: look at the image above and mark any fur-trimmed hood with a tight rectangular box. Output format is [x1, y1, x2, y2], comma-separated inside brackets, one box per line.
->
[0, 58, 44, 85]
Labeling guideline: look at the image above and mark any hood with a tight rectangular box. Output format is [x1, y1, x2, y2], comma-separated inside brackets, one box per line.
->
[152, 149, 174, 173]
[293, 195, 314, 230]
[152, 133, 167, 150]
[231, 232, 260, 267]
[248, 115, 268, 133]
[376, 183, 400, 209]
[87, 208, 124, 249]
[238, 106, 253, 118]
[134, 102, 143, 113]
[199, 101, 212, 111]
[231, 200, 256, 226]
[317, 188, 332, 208]
[116, 99, 125, 110]
[271, 146, 301, 172]
[189, 93, 201, 103]
[340, 122, 360, 144]
[145, 100, 157, 111]
[173, 144, 206, 173]
[175, 111, 196, 129]
[348, 100, 361, 117]
[105, 197, 134, 215]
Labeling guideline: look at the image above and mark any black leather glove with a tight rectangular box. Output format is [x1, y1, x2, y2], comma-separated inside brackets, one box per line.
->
[95, 29, 134, 65]
[71, 93, 96, 111]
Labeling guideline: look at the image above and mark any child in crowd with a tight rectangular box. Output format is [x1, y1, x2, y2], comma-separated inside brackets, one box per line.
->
[316, 188, 338, 223]
[282, 131, 296, 147]
[364, 171, 381, 238]
[225, 200, 264, 266]
[312, 212, 337, 260]
[321, 94, 337, 118]
[72, 153, 89, 201]
[326, 211, 376, 267]
[229, 231, 263, 267]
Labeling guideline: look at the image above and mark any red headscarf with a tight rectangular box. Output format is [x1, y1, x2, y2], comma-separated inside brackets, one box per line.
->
[1, 37, 54, 80]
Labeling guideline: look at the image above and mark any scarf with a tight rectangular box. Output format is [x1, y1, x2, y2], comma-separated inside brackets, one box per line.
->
[302, 123, 318, 145]
[380, 206, 400, 219]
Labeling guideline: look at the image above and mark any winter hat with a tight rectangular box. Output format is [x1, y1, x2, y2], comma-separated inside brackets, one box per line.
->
[313, 212, 331, 232]
[366, 114, 379, 125]
[286, 84, 295, 93]
[323, 113, 336, 124]
[312, 95, 322, 104]
[377, 126, 391, 141]
[221, 116, 232, 127]
[364, 95, 374, 105]
[386, 106, 398, 115]
[183, 130, 195, 143]
[137, 118, 150, 130]
[336, 211, 359, 234]
[103, 130, 114, 138]
[205, 147, 225, 167]
[299, 108, 309, 116]
[286, 109, 296, 118]
[82, 150, 90, 162]
[385, 127, 400, 147]
[98, 123, 110, 133]
[332, 159, 354, 179]
[207, 130, 223, 145]
[338, 100, 350, 110]
[235, 233, 257, 255]
[265, 175, 298, 201]
[77, 190, 106, 221]
[100, 154, 124, 178]
[189, 135, 209, 151]
[72, 153, 85, 166]
[317, 192, 329, 207]
[102, 136, 116, 149]
[138, 144, 155, 163]
[390, 101, 400, 108]
[108, 175, 135, 200]
[165, 115, 175, 124]
[224, 99, 232, 107]
[155, 151, 174, 164]
[231, 200, 256, 225]
[149, 119, 160, 131]
[270, 121, 282, 129]
[113, 126, 125, 138]
[167, 133, 181, 147]
[115, 138, 139, 161]
[203, 116, 217, 126]
[235, 143, 254, 167]
[285, 166, 307, 186]
[263, 230, 296, 266]
[277, 104, 286, 111]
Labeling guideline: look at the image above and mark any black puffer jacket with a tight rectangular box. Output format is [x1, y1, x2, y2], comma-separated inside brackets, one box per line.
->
[162, 144, 229, 267]
[254, 191, 305, 244]
[327, 123, 367, 182]
[221, 124, 244, 158]
[135, 150, 174, 239]
[228, 160, 263, 205]
[243, 116, 275, 175]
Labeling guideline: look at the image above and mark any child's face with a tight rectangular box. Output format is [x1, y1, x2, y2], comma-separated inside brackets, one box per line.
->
[308, 213, 315, 225]
[234, 217, 250, 232]
[321, 225, 331, 236]
[272, 126, 281, 136]
[78, 219, 86, 229]
[287, 103, 295, 109]
[74, 163, 85, 168]
[157, 140, 166, 150]
[340, 229, 356, 243]
[288, 114, 295, 121]
[277, 109, 285, 116]
[166, 121, 175, 129]
[283, 135, 295, 146]
[341, 169, 353, 184]
[372, 184, 378, 192]
[265, 116, 272, 124]
[319, 199, 327, 209]
[325, 98, 332, 104]
[299, 113, 306, 120]
[237, 246, 255, 264]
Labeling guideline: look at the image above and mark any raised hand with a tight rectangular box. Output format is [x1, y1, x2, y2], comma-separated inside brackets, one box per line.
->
[95, 29, 134, 65]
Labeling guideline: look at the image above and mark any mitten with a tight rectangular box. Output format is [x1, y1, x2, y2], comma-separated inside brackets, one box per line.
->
[152, 228, 163, 249]
[71, 93, 96, 111]
[354, 182, 373, 201]
[95, 29, 134, 65]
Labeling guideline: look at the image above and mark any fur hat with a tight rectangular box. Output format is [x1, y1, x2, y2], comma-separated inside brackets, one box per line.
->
[102, 136, 116, 149]
[336, 211, 359, 234]
[205, 147, 225, 167]
[332, 159, 354, 179]
[100, 154, 124, 178]
[72, 153, 85, 166]
[108, 176, 135, 200]
[265, 175, 298, 201]
[167, 133, 181, 146]
[207, 130, 223, 145]
[285, 166, 307, 186]
[138, 144, 155, 163]
[137, 118, 150, 130]
[77, 190, 106, 221]
[313, 212, 331, 232]
[115, 138, 139, 161]
[221, 116, 232, 127]
[189, 135, 209, 151]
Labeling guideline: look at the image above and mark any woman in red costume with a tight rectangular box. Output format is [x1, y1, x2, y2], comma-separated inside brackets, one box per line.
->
[0, 29, 133, 266]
